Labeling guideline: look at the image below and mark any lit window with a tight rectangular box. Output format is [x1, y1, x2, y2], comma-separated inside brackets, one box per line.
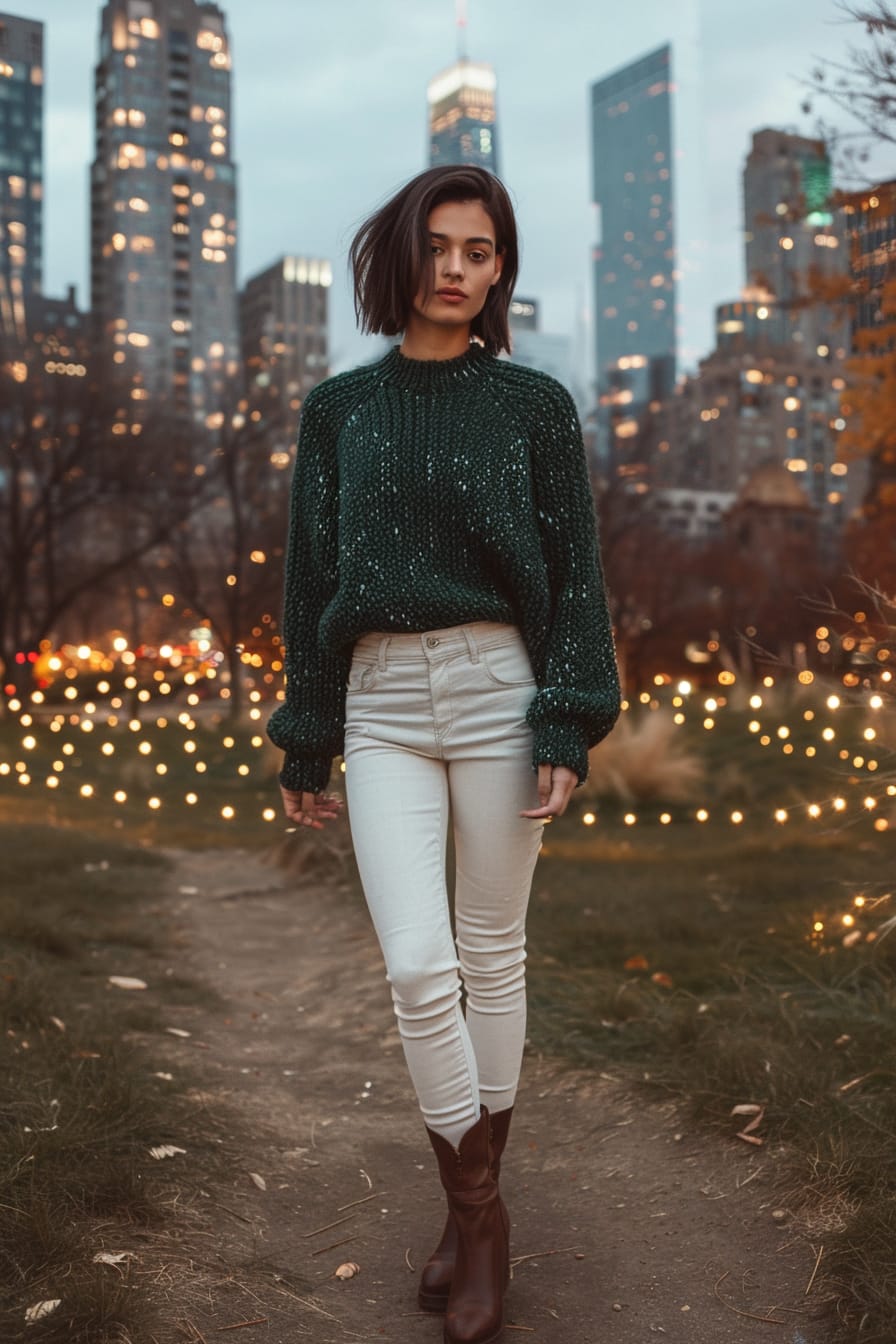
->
[129, 196, 149, 212]
[210, 142, 226, 156]
[117, 143, 146, 168]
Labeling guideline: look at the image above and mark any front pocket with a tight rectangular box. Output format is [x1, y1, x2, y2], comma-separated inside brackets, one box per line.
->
[480, 641, 536, 687]
[345, 661, 378, 694]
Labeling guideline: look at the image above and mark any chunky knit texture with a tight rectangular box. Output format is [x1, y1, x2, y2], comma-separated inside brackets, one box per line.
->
[266, 341, 621, 793]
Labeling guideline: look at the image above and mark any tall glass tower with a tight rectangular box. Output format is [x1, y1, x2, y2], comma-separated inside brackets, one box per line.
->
[428, 60, 499, 174]
[0, 12, 43, 350]
[90, 0, 239, 425]
[591, 44, 676, 410]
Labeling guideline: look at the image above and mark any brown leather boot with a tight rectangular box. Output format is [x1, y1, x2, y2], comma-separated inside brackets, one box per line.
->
[418, 1107, 513, 1312]
[424, 1107, 508, 1344]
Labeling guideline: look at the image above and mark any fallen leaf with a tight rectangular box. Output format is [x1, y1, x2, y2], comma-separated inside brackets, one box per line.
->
[623, 955, 649, 971]
[108, 976, 147, 991]
[93, 1251, 136, 1265]
[165, 1027, 191, 1038]
[25, 1299, 61, 1323]
[148, 1144, 186, 1160]
[650, 971, 674, 989]
[334, 1261, 360, 1280]
[249, 1172, 267, 1190]
[152, 1072, 174, 1081]
[735, 1132, 764, 1146]
[49, 1016, 66, 1033]
[178, 885, 199, 894]
[730, 1103, 762, 1117]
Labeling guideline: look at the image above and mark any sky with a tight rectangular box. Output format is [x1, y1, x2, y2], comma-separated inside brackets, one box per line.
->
[8, 0, 880, 384]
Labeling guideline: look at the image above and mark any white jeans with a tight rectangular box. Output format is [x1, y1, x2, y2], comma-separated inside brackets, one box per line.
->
[343, 620, 546, 1145]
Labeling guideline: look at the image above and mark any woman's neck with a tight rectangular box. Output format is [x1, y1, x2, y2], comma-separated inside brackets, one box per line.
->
[399, 315, 472, 362]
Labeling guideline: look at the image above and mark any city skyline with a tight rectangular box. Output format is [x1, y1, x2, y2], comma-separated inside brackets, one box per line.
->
[8, 0, 877, 384]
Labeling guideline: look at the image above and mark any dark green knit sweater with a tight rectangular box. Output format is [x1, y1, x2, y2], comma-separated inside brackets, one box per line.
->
[266, 341, 621, 793]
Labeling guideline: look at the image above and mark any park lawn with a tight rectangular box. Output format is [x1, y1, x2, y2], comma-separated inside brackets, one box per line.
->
[2, 686, 894, 1338]
[0, 823, 234, 1343]
[524, 812, 896, 1343]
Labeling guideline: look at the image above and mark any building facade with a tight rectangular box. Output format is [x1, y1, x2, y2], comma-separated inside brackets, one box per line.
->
[428, 59, 499, 175]
[240, 254, 331, 460]
[591, 42, 677, 427]
[0, 11, 43, 352]
[742, 128, 848, 357]
[90, 0, 239, 425]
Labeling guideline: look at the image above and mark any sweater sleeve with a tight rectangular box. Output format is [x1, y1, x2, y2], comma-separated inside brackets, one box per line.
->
[266, 384, 349, 793]
[524, 378, 622, 787]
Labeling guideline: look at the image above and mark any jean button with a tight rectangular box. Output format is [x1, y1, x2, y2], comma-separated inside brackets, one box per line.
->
[426, 637, 440, 647]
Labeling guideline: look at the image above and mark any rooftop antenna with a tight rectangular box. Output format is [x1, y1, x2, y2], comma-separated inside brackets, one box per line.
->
[456, 0, 468, 61]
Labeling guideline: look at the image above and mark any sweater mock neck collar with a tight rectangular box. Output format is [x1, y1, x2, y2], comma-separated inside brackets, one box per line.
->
[378, 341, 492, 392]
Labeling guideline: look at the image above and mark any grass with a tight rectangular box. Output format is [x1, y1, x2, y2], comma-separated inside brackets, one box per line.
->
[0, 824, 233, 1342]
[529, 801, 896, 1338]
[3, 673, 894, 1337]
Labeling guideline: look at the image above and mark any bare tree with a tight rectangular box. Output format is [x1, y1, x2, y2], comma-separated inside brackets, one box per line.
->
[158, 399, 291, 721]
[802, 0, 896, 182]
[0, 352, 207, 706]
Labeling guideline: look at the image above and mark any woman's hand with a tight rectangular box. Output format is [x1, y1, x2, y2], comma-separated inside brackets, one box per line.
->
[519, 764, 577, 821]
[280, 786, 344, 829]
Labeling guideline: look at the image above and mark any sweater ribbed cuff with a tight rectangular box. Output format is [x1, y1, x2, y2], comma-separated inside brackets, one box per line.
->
[278, 751, 334, 795]
[532, 720, 590, 788]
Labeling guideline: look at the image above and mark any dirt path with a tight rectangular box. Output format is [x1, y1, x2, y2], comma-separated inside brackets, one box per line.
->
[153, 847, 832, 1344]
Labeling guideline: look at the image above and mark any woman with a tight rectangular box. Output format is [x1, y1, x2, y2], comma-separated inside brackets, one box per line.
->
[267, 165, 621, 1344]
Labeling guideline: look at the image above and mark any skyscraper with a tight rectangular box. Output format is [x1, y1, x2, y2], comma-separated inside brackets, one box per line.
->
[0, 11, 43, 350]
[591, 44, 676, 413]
[427, 6, 499, 175]
[90, 0, 239, 425]
[742, 128, 846, 356]
[428, 61, 499, 174]
[240, 255, 331, 457]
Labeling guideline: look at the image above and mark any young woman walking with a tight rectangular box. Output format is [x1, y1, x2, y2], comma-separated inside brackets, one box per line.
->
[267, 165, 621, 1344]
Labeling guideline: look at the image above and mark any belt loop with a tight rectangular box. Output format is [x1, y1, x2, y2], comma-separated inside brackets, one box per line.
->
[377, 635, 390, 671]
[461, 624, 479, 664]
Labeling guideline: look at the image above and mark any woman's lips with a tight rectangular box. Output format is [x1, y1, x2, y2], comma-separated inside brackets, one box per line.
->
[436, 291, 466, 304]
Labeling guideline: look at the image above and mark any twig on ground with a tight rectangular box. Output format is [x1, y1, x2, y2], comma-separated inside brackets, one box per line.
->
[505, 1326, 536, 1333]
[270, 1283, 342, 1322]
[713, 1271, 787, 1324]
[208, 1200, 254, 1225]
[736, 1166, 764, 1189]
[310, 1235, 357, 1257]
[509, 1245, 583, 1267]
[405, 1247, 415, 1272]
[183, 1323, 209, 1344]
[303, 1213, 355, 1239]
[214, 1323, 268, 1334]
[336, 1191, 379, 1213]
[805, 1244, 824, 1296]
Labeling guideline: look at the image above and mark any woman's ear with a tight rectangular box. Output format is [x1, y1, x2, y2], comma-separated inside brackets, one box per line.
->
[491, 249, 505, 286]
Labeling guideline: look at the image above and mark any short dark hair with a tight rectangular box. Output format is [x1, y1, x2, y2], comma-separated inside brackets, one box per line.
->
[349, 166, 520, 355]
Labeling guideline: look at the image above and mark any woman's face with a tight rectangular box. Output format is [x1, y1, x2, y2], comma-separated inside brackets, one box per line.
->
[409, 198, 504, 332]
